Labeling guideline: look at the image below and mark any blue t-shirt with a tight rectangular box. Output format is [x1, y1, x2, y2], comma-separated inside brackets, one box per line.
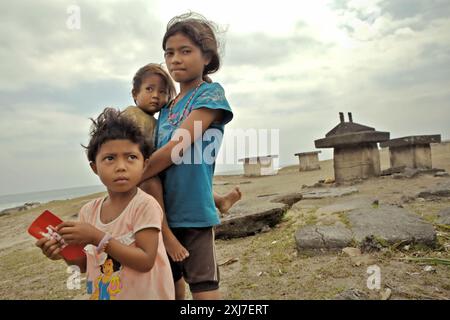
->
[156, 82, 233, 228]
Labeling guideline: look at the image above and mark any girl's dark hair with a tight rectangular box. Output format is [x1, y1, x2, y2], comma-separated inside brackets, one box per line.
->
[84, 108, 151, 162]
[162, 12, 221, 82]
[132, 63, 176, 103]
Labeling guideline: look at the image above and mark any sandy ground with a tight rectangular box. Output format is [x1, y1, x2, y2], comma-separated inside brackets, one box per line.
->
[1, 148, 449, 300]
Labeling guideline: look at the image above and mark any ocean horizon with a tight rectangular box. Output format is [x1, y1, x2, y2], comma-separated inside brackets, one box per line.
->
[0, 164, 299, 212]
[0, 170, 243, 212]
[0, 185, 107, 212]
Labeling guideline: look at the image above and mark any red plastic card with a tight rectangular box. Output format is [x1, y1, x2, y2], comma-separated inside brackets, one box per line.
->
[28, 210, 85, 260]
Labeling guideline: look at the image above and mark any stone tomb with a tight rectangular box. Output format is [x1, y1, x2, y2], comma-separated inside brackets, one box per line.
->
[238, 155, 278, 177]
[380, 135, 441, 169]
[315, 112, 390, 183]
[294, 151, 321, 171]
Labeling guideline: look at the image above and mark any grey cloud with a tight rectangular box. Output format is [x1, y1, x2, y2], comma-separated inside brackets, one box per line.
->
[224, 32, 331, 67]
[0, 0, 166, 89]
[373, 49, 450, 89]
[380, 0, 450, 20]
[0, 78, 133, 115]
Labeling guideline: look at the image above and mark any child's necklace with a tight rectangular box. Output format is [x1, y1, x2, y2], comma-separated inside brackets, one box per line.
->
[168, 81, 205, 126]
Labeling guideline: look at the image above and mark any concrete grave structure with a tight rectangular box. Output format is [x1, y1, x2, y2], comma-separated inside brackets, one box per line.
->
[315, 112, 390, 183]
[238, 155, 278, 177]
[380, 135, 441, 169]
[432, 140, 450, 155]
[294, 151, 321, 171]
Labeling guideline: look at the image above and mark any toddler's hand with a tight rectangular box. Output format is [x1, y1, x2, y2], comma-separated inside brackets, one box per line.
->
[35, 237, 63, 260]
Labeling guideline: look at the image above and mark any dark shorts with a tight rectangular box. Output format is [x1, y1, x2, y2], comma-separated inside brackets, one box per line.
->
[168, 227, 220, 293]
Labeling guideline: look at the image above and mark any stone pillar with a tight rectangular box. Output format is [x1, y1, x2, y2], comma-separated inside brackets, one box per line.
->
[333, 143, 381, 183]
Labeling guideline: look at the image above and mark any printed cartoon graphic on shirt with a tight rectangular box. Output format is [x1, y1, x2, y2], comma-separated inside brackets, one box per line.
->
[90, 255, 122, 300]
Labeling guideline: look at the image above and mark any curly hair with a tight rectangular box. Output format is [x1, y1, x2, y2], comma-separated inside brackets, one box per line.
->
[84, 107, 151, 162]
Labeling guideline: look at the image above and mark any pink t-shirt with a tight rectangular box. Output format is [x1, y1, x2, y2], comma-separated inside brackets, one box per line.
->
[79, 188, 174, 300]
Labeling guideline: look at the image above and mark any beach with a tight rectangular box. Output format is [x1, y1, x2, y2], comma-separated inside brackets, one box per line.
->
[1, 147, 450, 300]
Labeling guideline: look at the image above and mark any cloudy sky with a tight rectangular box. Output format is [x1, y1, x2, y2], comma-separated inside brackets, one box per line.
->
[1, 0, 449, 195]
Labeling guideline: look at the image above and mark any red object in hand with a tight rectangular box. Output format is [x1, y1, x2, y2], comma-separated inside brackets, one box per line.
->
[28, 210, 85, 260]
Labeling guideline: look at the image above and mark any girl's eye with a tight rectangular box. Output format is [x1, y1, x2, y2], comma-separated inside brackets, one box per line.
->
[128, 155, 138, 160]
[182, 50, 190, 54]
[164, 51, 173, 57]
[146, 87, 154, 92]
[104, 156, 114, 161]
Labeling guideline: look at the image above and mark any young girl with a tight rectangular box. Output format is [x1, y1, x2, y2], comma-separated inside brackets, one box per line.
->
[125, 63, 241, 264]
[35, 108, 175, 300]
[140, 12, 233, 300]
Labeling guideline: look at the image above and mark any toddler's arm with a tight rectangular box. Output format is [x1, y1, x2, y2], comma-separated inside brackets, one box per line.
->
[58, 221, 159, 273]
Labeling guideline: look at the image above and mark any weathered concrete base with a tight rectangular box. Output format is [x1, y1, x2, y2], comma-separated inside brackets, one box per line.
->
[347, 205, 436, 246]
[294, 225, 353, 250]
[333, 143, 381, 183]
[417, 181, 450, 199]
[437, 208, 450, 225]
[389, 144, 432, 169]
[316, 198, 372, 215]
[301, 187, 358, 199]
[295, 205, 436, 252]
[216, 193, 302, 239]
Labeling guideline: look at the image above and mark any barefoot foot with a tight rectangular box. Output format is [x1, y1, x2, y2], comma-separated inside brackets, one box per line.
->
[217, 186, 242, 214]
[164, 233, 189, 262]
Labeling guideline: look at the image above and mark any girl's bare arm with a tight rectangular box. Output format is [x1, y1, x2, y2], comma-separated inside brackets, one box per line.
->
[141, 108, 223, 182]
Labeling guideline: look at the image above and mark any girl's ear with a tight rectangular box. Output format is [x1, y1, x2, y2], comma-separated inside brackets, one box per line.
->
[90, 161, 98, 175]
[203, 52, 212, 67]
[143, 158, 149, 169]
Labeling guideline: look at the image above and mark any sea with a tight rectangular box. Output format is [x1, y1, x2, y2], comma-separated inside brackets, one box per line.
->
[0, 165, 290, 212]
[0, 185, 106, 212]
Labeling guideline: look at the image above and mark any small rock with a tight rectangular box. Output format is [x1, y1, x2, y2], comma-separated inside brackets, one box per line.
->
[403, 245, 410, 251]
[401, 195, 415, 203]
[423, 265, 436, 273]
[380, 288, 392, 300]
[434, 172, 449, 177]
[335, 288, 369, 300]
[392, 173, 404, 179]
[360, 235, 383, 253]
[325, 178, 335, 184]
[313, 182, 324, 188]
[342, 247, 362, 257]
[404, 168, 419, 178]
[260, 225, 271, 233]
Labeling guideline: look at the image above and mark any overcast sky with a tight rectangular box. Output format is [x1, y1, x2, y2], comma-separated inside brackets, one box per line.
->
[1, 0, 449, 195]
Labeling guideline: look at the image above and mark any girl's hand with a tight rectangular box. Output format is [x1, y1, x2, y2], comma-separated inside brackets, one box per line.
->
[35, 237, 63, 260]
[57, 221, 104, 246]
